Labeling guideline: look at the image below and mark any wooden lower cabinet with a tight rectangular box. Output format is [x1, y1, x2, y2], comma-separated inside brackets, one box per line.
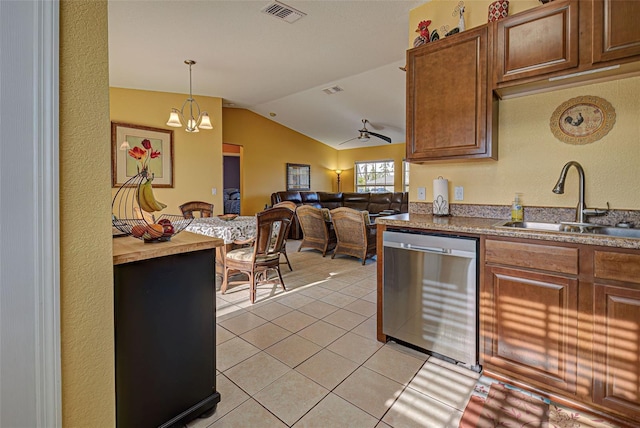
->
[592, 283, 640, 420]
[591, 249, 640, 422]
[483, 238, 640, 426]
[483, 265, 578, 394]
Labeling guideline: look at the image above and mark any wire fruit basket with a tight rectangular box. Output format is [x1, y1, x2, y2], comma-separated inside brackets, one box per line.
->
[112, 171, 192, 242]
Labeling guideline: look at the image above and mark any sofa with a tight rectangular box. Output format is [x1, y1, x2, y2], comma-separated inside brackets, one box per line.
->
[270, 191, 408, 239]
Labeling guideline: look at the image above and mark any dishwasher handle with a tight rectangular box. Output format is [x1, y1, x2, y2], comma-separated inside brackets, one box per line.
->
[402, 243, 451, 254]
[384, 240, 476, 259]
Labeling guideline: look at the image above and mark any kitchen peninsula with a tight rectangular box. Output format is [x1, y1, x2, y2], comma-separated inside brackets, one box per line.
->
[376, 212, 640, 427]
[113, 232, 223, 427]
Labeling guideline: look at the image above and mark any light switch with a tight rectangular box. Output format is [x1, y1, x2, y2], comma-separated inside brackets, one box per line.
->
[212, 188, 217, 195]
[417, 187, 426, 200]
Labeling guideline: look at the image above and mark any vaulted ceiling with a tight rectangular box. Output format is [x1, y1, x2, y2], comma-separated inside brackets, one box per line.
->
[108, 1, 423, 149]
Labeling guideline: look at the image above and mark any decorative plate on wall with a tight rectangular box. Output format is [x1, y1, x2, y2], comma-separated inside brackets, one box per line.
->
[550, 96, 616, 145]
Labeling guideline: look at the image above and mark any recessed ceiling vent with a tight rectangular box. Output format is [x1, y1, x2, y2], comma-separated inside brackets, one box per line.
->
[322, 85, 344, 95]
[261, 1, 306, 23]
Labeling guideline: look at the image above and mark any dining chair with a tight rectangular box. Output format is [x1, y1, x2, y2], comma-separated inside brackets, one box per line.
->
[221, 206, 294, 303]
[329, 207, 377, 265]
[297, 205, 336, 257]
[179, 201, 214, 219]
[272, 201, 297, 270]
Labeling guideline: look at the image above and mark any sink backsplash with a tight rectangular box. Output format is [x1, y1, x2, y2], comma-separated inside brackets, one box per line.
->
[409, 202, 640, 228]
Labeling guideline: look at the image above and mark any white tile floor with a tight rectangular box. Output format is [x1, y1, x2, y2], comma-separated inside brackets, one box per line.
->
[189, 242, 480, 428]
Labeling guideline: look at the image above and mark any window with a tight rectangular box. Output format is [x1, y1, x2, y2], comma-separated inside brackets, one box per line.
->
[403, 160, 409, 193]
[354, 160, 394, 193]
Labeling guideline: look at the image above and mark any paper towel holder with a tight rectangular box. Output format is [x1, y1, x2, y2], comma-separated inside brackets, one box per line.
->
[433, 176, 451, 217]
[433, 195, 451, 217]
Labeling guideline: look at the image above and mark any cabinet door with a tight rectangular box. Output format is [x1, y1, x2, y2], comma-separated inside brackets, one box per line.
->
[592, 283, 640, 420]
[592, 0, 640, 64]
[494, 0, 579, 84]
[482, 265, 578, 394]
[406, 26, 496, 161]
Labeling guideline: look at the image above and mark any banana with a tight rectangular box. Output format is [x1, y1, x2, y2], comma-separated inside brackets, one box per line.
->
[137, 182, 155, 213]
[138, 179, 167, 213]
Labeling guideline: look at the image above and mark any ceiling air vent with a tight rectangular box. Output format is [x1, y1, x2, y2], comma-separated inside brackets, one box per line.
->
[261, 1, 306, 23]
[322, 85, 344, 95]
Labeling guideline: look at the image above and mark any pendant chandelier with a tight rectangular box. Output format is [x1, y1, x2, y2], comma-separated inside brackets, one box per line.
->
[166, 60, 213, 133]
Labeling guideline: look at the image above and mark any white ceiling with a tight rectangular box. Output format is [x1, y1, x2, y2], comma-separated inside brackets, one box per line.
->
[108, 0, 424, 149]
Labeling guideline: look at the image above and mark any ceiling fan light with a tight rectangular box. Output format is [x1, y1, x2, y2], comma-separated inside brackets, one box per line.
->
[166, 110, 182, 127]
[199, 112, 213, 129]
[358, 134, 370, 142]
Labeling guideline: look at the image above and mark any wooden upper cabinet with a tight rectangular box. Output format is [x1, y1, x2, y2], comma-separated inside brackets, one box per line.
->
[406, 25, 497, 162]
[494, 0, 579, 84]
[592, 0, 640, 65]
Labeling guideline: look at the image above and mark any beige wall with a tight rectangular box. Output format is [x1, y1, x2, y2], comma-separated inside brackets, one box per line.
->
[408, 1, 640, 210]
[60, 1, 115, 426]
[110, 88, 224, 214]
[337, 144, 407, 192]
[222, 108, 337, 214]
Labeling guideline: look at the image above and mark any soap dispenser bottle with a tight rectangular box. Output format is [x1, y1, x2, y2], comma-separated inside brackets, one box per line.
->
[511, 193, 524, 222]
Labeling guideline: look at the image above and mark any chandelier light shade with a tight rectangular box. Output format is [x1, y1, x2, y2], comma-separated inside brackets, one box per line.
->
[166, 60, 213, 133]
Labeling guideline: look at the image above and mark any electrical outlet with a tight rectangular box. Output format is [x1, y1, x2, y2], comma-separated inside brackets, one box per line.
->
[417, 187, 426, 201]
[211, 187, 217, 195]
[454, 186, 464, 201]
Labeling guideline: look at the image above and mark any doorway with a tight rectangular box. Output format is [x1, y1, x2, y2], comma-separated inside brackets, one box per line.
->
[223, 143, 242, 214]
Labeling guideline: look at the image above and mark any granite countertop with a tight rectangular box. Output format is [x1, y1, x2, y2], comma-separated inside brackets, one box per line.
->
[113, 231, 224, 265]
[376, 213, 640, 250]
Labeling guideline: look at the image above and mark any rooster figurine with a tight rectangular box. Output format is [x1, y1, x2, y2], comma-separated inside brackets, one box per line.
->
[414, 20, 431, 47]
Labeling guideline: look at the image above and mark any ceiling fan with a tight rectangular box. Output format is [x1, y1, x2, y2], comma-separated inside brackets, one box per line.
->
[339, 119, 392, 145]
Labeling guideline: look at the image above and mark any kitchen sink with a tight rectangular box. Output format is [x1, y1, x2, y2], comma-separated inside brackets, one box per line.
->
[493, 220, 640, 239]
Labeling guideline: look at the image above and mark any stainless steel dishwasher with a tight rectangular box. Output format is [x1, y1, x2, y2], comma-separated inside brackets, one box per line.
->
[382, 230, 479, 371]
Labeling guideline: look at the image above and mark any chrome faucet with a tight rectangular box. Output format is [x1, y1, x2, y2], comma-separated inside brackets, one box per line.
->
[552, 161, 608, 224]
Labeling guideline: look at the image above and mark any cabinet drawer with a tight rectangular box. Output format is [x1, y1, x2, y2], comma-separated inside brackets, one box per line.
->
[486, 239, 578, 275]
[594, 250, 640, 284]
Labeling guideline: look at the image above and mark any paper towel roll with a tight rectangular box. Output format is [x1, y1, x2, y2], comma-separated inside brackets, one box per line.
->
[433, 177, 449, 216]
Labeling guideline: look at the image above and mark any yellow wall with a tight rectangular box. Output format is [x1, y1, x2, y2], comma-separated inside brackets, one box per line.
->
[60, 1, 114, 426]
[337, 144, 407, 192]
[110, 88, 224, 214]
[409, 1, 640, 210]
[409, 0, 539, 46]
[222, 108, 337, 214]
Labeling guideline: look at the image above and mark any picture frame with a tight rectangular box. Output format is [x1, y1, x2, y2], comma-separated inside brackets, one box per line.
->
[111, 122, 174, 188]
[286, 163, 311, 191]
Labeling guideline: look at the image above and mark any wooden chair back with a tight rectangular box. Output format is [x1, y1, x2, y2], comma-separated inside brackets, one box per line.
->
[253, 206, 294, 262]
[272, 201, 297, 211]
[179, 201, 214, 219]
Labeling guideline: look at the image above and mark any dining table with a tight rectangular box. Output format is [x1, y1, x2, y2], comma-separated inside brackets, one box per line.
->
[186, 215, 257, 245]
[186, 216, 258, 282]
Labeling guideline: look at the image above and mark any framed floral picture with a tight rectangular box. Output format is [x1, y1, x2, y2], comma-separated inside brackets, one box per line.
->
[111, 122, 174, 188]
[286, 163, 310, 191]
